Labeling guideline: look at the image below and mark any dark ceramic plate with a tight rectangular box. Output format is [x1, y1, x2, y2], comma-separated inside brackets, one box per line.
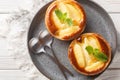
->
[27, 0, 117, 80]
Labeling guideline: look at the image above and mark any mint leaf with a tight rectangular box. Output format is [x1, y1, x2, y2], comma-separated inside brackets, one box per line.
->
[85, 46, 93, 54]
[55, 9, 63, 21]
[93, 49, 99, 55]
[85, 46, 108, 62]
[63, 13, 67, 22]
[94, 49, 108, 62]
[66, 18, 73, 26]
[55, 9, 73, 26]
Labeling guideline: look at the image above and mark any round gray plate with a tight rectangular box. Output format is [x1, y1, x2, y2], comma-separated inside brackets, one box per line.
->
[27, 0, 117, 80]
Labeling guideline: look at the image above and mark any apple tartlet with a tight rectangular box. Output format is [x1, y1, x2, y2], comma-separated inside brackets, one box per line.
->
[68, 33, 111, 76]
[45, 0, 86, 40]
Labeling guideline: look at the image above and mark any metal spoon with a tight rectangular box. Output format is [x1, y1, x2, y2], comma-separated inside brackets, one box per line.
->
[28, 30, 73, 80]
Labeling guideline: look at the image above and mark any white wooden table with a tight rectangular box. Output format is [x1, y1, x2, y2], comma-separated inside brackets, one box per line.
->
[0, 0, 120, 80]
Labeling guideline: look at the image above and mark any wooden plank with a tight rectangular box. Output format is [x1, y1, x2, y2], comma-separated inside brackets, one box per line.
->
[0, 0, 18, 13]
[106, 14, 120, 69]
[0, 0, 33, 13]
[0, 14, 10, 38]
[0, 57, 18, 70]
[0, 38, 10, 57]
[0, 0, 119, 13]
[92, 0, 120, 13]
[109, 14, 120, 32]
[109, 13, 120, 51]
[0, 70, 28, 80]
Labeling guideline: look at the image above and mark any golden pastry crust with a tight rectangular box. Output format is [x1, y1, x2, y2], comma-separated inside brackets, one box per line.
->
[45, 0, 86, 40]
[68, 33, 111, 76]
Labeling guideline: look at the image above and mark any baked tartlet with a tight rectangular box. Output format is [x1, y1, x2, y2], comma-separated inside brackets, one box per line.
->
[45, 0, 86, 40]
[68, 33, 111, 76]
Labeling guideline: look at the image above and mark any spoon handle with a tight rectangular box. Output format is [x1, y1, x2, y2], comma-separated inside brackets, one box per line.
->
[44, 46, 73, 79]
[50, 47, 68, 80]
[49, 38, 73, 76]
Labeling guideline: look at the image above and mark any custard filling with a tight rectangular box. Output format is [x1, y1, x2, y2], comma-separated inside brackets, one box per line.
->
[73, 36, 105, 72]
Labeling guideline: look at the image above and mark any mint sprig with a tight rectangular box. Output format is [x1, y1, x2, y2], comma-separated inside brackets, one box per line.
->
[85, 46, 108, 62]
[85, 46, 93, 54]
[55, 9, 73, 26]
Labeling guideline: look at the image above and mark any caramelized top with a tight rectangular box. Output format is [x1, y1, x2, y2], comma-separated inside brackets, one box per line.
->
[68, 33, 111, 76]
[45, 0, 86, 40]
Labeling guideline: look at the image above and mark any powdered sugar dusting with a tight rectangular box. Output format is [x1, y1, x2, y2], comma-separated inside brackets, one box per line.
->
[7, 0, 52, 80]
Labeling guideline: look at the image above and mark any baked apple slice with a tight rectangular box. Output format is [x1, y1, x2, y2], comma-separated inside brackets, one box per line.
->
[68, 33, 111, 76]
[45, 0, 86, 40]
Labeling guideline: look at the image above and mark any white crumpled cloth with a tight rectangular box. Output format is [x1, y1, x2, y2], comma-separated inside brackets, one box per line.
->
[0, 0, 52, 80]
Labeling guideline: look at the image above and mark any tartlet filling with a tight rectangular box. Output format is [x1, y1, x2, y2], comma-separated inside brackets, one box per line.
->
[72, 36, 106, 72]
[51, 1, 84, 38]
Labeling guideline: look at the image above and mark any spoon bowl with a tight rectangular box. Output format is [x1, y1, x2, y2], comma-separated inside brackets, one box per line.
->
[29, 30, 52, 53]
[28, 30, 73, 80]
